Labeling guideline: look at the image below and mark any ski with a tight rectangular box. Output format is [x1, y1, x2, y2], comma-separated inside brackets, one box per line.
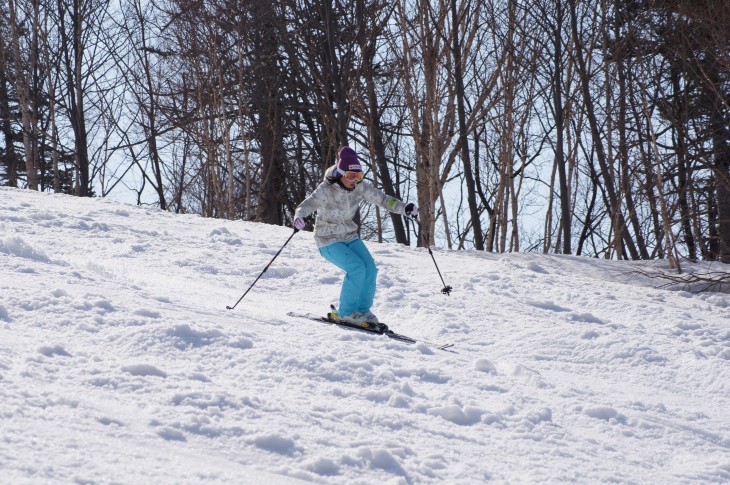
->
[286, 312, 454, 351]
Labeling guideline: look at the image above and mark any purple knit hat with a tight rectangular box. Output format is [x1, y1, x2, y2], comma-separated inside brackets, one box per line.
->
[337, 146, 362, 174]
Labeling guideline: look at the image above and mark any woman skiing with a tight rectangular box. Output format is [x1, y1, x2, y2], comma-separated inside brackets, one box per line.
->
[293, 146, 418, 326]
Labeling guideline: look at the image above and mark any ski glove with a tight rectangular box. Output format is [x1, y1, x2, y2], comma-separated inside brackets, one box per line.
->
[405, 203, 418, 218]
[294, 217, 307, 230]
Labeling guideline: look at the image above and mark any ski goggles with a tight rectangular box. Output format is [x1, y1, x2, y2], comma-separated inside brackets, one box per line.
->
[343, 170, 364, 182]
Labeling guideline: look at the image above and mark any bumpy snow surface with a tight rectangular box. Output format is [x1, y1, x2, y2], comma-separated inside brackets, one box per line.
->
[1, 187, 729, 484]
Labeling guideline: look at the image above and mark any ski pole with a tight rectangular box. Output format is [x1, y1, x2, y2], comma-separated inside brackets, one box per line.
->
[226, 228, 299, 310]
[412, 216, 453, 295]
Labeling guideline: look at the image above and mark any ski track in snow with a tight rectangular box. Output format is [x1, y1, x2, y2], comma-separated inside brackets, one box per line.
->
[1, 186, 729, 484]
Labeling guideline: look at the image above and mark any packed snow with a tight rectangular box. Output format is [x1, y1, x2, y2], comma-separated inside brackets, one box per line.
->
[1, 186, 729, 484]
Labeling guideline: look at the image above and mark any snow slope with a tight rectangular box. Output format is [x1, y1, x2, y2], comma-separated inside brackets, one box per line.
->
[1, 186, 729, 484]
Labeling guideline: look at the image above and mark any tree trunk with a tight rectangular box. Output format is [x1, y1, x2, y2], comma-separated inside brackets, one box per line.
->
[569, 0, 640, 259]
[451, 0, 483, 250]
[613, 0, 649, 259]
[7, 0, 39, 190]
[553, 0, 571, 254]
[357, 1, 408, 244]
[251, 2, 286, 225]
[397, 0, 441, 247]
[0, 47, 19, 187]
[711, 103, 730, 263]
[58, 0, 91, 196]
[140, 16, 167, 210]
[670, 70, 696, 260]
[322, 0, 348, 145]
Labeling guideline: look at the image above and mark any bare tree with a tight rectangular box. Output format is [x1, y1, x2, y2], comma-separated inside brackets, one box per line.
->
[0, 23, 21, 187]
[5, 0, 41, 190]
[450, 0, 484, 249]
[105, 0, 168, 208]
[352, 0, 410, 244]
[394, 0, 455, 247]
[569, 0, 642, 259]
[51, 0, 116, 197]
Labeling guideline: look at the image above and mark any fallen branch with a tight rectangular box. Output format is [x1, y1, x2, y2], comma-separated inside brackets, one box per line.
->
[632, 266, 730, 293]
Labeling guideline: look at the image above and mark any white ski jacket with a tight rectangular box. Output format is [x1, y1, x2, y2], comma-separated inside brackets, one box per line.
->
[294, 165, 408, 248]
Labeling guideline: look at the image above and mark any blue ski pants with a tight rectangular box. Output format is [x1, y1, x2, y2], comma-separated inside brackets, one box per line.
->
[319, 239, 378, 316]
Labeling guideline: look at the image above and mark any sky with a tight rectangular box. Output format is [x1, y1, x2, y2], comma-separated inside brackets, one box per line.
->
[1, 186, 729, 484]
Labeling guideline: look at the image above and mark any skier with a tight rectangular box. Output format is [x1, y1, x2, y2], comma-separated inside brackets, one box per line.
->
[293, 146, 418, 326]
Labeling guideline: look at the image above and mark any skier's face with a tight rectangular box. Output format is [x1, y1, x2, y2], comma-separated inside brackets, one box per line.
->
[341, 177, 357, 189]
[340, 174, 359, 189]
